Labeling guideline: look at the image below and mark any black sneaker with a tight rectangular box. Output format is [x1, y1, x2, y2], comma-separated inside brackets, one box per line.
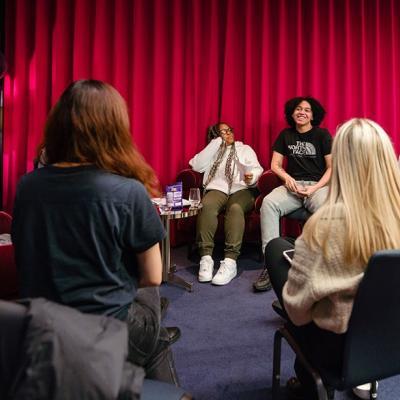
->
[253, 268, 272, 292]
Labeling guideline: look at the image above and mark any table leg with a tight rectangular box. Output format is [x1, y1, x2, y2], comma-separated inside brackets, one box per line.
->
[161, 216, 171, 282]
[168, 271, 193, 292]
[161, 215, 193, 292]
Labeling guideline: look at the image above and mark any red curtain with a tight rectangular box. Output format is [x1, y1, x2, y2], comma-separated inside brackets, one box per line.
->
[3, 0, 400, 212]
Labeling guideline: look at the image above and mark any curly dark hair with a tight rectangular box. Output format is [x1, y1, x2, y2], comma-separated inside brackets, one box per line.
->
[284, 97, 326, 128]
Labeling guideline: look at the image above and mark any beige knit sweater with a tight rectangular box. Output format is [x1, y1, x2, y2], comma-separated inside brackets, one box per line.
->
[282, 212, 366, 334]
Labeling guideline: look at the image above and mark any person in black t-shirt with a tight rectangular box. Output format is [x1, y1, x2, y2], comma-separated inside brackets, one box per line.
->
[12, 80, 181, 385]
[254, 97, 332, 292]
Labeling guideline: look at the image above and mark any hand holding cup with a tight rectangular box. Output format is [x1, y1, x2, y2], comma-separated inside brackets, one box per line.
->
[244, 166, 253, 185]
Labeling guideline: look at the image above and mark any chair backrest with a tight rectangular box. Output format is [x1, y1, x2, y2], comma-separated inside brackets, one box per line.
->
[286, 208, 311, 221]
[0, 211, 12, 233]
[342, 250, 400, 386]
[0, 212, 18, 300]
[0, 300, 28, 398]
[1, 299, 191, 400]
[175, 169, 204, 199]
[1, 298, 149, 399]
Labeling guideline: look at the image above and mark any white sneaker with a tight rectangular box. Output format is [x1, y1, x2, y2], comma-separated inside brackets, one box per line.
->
[198, 255, 214, 282]
[211, 258, 237, 285]
[352, 382, 378, 399]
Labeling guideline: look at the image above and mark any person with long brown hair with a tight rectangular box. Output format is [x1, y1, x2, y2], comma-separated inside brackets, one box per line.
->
[11, 80, 181, 385]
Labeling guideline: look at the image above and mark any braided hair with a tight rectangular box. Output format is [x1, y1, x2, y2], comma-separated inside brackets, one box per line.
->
[204, 123, 236, 193]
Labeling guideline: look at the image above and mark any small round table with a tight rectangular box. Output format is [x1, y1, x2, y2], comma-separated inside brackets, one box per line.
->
[159, 205, 202, 292]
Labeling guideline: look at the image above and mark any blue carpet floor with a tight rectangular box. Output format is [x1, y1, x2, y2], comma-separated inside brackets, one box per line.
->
[160, 245, 399, 400]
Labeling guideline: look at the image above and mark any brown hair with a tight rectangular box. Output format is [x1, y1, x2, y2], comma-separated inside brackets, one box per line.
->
[37, 80, 160, 197]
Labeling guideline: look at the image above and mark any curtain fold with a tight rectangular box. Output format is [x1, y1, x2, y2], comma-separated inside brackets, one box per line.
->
[3, 0, 400, 212]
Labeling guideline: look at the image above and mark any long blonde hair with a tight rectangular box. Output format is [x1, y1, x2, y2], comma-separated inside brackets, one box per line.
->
[303, 118, 400, 265]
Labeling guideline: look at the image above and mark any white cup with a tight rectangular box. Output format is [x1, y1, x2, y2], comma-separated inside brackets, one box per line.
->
[244, 165, 253, 174]
[159, 195, 172, 213]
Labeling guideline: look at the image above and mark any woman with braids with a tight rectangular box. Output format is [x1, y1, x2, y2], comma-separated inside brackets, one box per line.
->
[189, 122, 263, 285]
[12, 80, 181, 385]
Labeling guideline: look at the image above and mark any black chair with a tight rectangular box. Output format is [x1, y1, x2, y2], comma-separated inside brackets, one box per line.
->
[285, 207, 311, 223]
[272, 250, 400, 400]
[0, 299, 192, 400]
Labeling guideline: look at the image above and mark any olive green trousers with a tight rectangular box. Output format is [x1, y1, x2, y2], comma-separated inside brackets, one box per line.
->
[196, 189, 256, 260]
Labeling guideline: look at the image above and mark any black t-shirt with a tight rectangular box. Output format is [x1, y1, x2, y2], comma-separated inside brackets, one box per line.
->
[11, 165, 165, 319]
[273, 127, 332, 181]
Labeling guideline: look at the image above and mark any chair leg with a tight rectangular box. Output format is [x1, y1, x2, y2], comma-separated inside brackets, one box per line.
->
[314, 377, 329, 400]
[370, 381, 378, 399]
[272, 329, 283, 400]
[280, 326, 330, 400]
[327, 386, 335, 399]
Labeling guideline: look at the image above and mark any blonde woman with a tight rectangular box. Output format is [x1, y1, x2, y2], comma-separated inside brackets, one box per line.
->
[265, 118, 400, 399]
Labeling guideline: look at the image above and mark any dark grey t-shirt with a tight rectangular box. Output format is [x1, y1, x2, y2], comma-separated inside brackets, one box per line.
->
[11, 165, 165, 319]
[273, 127, 332, 181]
